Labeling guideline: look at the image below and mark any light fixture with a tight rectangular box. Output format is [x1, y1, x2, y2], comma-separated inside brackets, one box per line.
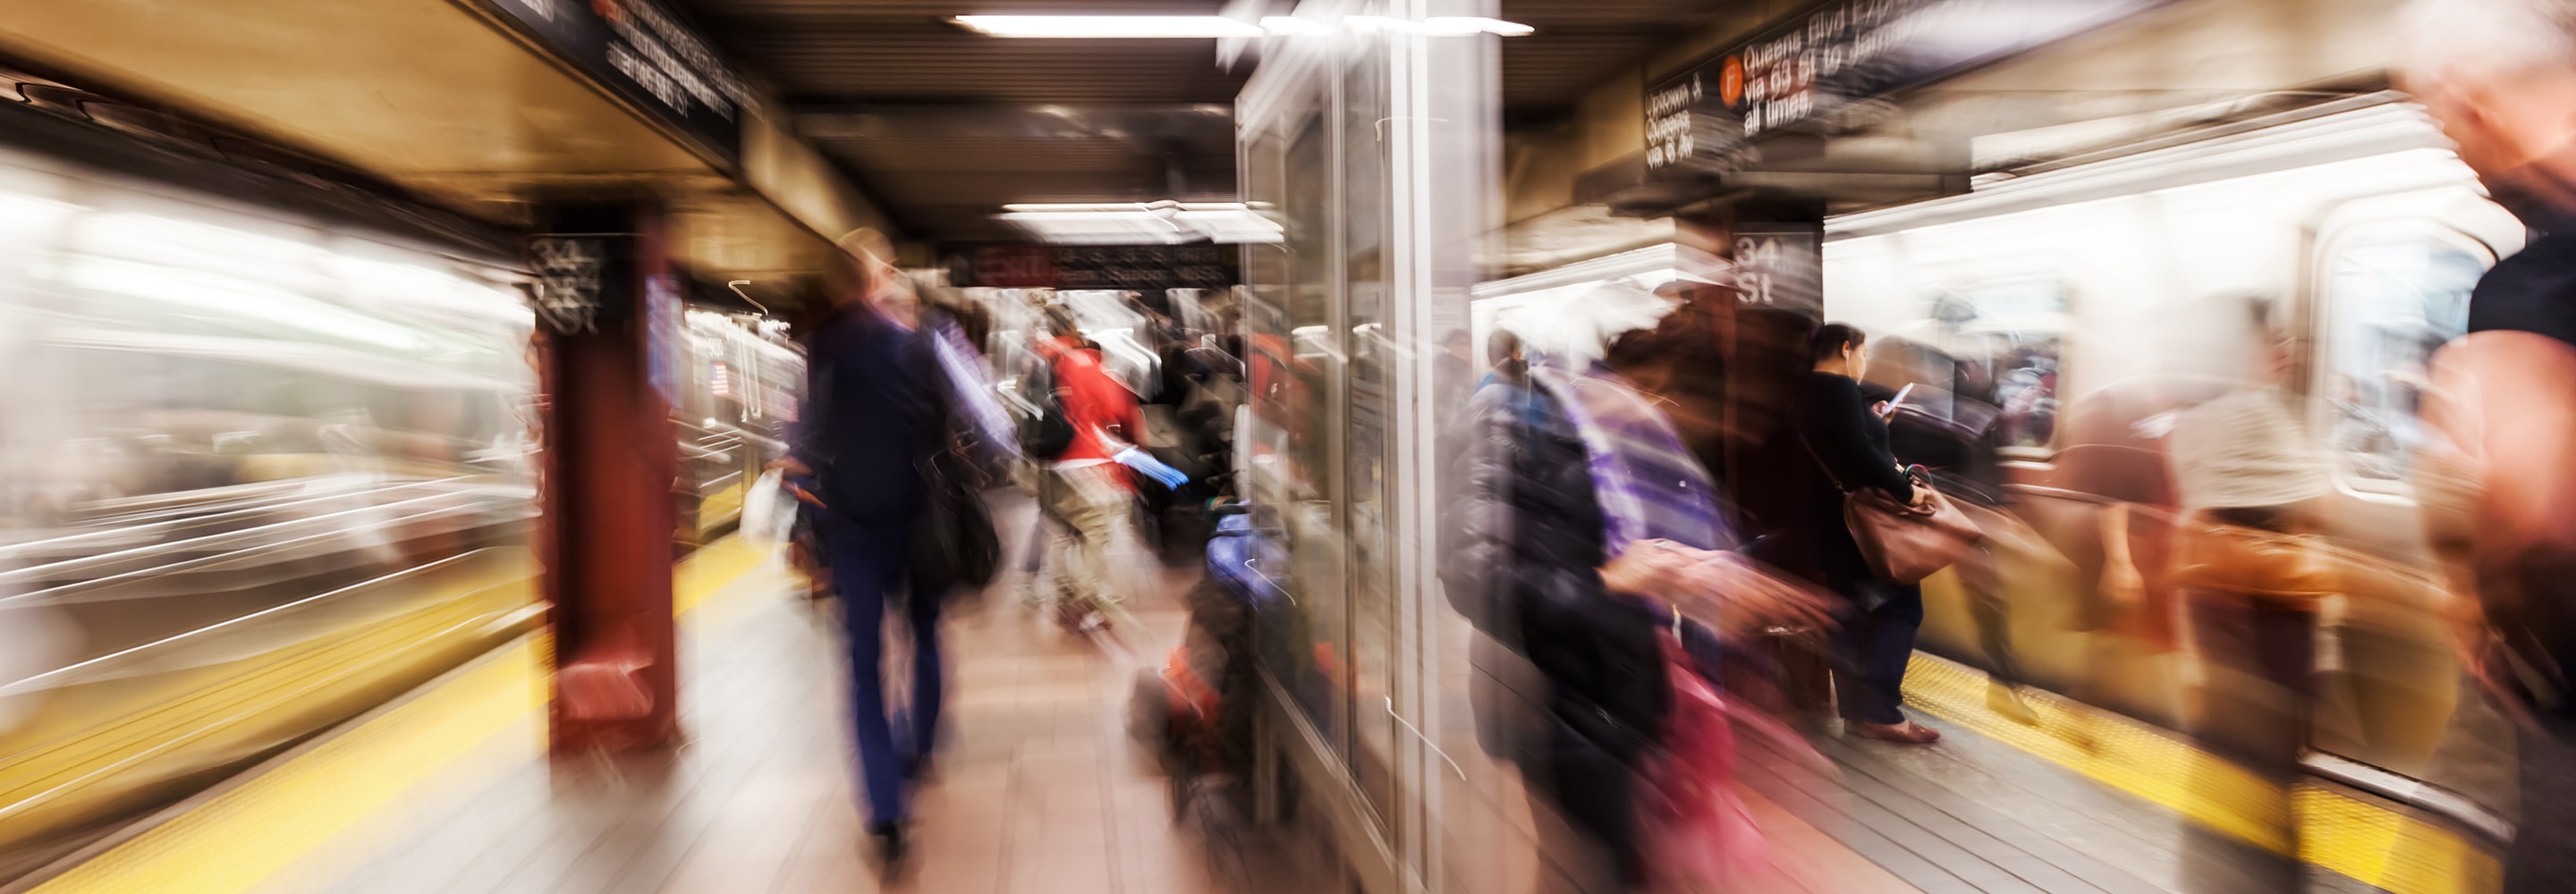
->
[949, 14, 1530, 38]
[997, 202, 1284, 245]
[1346, 15, 1536, 36]
[1257, 15, 1333, 37]
[952, 15, 1263, 38]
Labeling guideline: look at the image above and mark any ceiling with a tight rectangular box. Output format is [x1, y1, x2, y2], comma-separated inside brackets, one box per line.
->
[675, 0, 1736, 244]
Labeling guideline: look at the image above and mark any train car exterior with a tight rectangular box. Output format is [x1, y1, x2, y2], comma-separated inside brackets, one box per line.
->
[1821, 94, 2524, 797]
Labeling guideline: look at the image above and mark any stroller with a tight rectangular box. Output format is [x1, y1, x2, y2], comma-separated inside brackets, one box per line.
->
[1129, 504, 1281, 814]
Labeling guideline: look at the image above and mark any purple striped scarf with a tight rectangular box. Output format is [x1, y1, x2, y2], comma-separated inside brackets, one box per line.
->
[1531, 362, 1730, 556]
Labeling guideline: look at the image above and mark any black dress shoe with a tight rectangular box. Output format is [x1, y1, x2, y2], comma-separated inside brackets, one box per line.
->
[869, 821, 910, 868]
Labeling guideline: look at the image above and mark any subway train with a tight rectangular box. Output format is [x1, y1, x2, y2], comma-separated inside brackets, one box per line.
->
[1820, 93, 2518, 811]
[0, 131, 800, 874]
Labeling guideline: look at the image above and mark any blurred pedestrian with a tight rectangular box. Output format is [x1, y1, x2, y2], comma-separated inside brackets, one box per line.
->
[1037, 316, 1145, 632]
[2141, 297, 2334, 890]
[1791, 323, 1941, 744]
[2401, 4, 2576, 886]
[1868, 336, 2032, 721]
[1440, 323, 1828, 892]
[787, 232, 953, 868]
[1436, 328, 1475, 420]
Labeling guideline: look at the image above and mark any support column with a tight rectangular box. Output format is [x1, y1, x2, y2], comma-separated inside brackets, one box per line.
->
[530, 200, 682, 755]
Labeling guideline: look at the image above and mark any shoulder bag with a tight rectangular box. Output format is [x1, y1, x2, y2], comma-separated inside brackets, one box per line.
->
[1798, 432, 1980, 586]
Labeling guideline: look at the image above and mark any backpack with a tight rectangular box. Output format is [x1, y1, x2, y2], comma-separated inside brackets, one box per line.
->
[1020, 354, 1076, 460]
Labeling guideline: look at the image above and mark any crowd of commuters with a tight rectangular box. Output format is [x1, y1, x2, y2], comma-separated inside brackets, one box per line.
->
[784, 245, 1241, 872]
[776, 3, 2576, 883]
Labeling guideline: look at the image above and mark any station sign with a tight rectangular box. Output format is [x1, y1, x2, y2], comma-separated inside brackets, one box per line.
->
[1646, 0, 2168, 178]
[959, 245, 1240, 292]
[486, 0, 750, 161]
[1732, 224, 1823, 315]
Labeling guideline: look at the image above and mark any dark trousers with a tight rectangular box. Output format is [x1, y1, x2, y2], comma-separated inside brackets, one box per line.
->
[1520, 723, 1642, 893]
[1833, 580, 1925, 725]
[2508, 716, 2576, 891]
[823, 520, 945, 827]
[1960, 540, 2023, 687]
[2183, 590, 2313, 892]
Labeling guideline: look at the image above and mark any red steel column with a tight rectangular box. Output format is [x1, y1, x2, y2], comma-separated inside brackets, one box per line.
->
[530, 200, 681, 755]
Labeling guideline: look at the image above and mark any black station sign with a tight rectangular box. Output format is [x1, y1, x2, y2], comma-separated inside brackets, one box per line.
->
[958, 245, 1239, 292]
[487, 0, 750, 160]
[1647, 0, 2168, 177]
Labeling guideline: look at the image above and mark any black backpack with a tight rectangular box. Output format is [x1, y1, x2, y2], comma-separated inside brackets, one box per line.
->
[1021, 355, 1077, 460]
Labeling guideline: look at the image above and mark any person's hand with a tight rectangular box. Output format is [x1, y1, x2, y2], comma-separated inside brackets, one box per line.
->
[767, 457, 812, 477]
[1600, 540, 1692, 595]
[1908, 484, 1933, 509]
[1686, 554, 1837, 634]
[1872, 400, 1894, 418]
[2100, 560, 2145, 610]
[787, 483, 826, 509]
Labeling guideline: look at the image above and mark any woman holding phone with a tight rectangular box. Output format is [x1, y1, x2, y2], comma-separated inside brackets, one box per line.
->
[1791, 323, 1942, 744]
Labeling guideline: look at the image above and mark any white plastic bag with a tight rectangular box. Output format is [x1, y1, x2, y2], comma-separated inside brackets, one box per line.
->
[740, 468, 795, 545]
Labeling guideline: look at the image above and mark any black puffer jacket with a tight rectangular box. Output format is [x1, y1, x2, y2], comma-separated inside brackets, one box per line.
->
[1436, 375, 1669, 772]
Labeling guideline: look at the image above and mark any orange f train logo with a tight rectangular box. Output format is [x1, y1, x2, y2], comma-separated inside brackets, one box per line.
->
[594, 0, 624, 21]
[1719, 55, 1745, 108]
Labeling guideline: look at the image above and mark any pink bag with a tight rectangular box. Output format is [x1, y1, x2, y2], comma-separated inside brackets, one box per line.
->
[1636, 632, 1762, 890]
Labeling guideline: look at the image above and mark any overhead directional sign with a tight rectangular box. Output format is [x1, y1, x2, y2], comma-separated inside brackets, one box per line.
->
[1647, 0, 2169, 178]
[487, 0, 750, 161]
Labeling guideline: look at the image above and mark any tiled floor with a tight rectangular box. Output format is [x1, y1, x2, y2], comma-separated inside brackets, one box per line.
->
[254, 495, 1324, 894]
[223, 488, 2313, 894]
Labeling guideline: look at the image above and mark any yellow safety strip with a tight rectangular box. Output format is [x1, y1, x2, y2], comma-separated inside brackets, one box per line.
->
[1901, 653, 2500, 894]
[27, 536, 775, 894]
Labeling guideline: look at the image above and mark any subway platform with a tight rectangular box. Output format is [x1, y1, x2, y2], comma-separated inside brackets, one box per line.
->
[4, 495, 2511, 894]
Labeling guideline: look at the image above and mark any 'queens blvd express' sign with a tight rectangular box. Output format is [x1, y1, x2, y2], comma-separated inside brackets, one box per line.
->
[1647, 0, 2167, 177]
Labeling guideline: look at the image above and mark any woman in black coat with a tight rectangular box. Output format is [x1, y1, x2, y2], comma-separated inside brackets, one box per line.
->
[1791, 324, 1942, 745]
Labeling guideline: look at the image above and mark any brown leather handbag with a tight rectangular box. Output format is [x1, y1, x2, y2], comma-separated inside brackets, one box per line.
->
[1801, 434, 1981, 585]
[1843, 479, 1982, 585]
[2168, 511, 2337, 603]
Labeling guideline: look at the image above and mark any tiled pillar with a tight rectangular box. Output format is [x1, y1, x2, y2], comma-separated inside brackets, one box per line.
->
[530, 199, 682, 754]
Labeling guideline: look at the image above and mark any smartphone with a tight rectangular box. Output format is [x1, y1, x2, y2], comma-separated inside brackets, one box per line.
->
[1881, 383, 1915, 417]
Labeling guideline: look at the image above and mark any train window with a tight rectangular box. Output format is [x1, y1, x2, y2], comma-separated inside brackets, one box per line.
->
[2318, 233, 2487, 489]
[1939, 278, 2068, 454]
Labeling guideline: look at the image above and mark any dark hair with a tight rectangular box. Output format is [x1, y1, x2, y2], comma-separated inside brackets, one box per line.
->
[1809, 322, 1867, 365]
[1486, 329, 1523, 367]
[1605, 326, 1665, 373]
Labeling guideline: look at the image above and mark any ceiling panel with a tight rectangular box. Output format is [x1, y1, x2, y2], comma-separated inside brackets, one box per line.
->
[676, 0, 1741, 242]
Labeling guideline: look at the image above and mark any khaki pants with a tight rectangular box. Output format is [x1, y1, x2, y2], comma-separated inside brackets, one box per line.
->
[1039, 464, 1124, 610]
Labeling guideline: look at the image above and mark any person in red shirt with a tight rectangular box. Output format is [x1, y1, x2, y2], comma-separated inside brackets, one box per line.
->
[1038, 327, 1145, 630]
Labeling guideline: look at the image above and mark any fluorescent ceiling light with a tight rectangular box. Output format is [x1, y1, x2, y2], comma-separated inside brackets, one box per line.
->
[1345, 15, 1535, 36]
[952, 14, 1530, 38]
[952, 15, 1262, 38]
[998, 201, 1282, 245]
[1258, 16, 1333, 37]
[1428, 16, 1535, 37]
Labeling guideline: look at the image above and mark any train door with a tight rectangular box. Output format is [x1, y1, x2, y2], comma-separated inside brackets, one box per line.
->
[2296, 188, 2522, 778]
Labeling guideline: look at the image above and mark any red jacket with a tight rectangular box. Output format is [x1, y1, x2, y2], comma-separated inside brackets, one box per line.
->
[1046, 342, 1146, 473]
